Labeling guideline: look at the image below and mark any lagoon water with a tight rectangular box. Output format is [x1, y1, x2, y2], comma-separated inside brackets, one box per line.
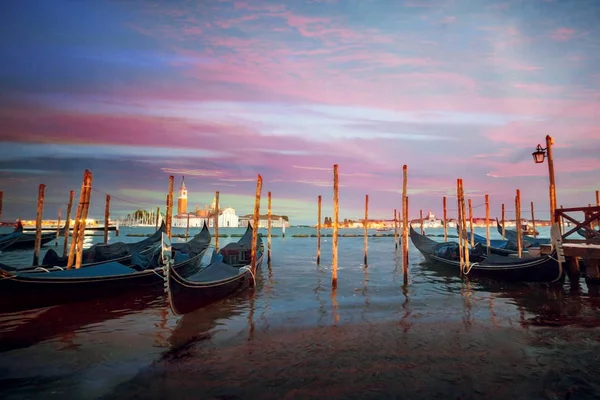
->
[1, 226, 600, 399]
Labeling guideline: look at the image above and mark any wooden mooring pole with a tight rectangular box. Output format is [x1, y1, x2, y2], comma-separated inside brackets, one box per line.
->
[485, 194, 490, 255]
[155, 206, 160, 232]
[250, 175, 262, 277]
[103, 194, 111, 244]
[468, 198, 474, 247]
[530, 202, 536, 238]
[185, 213, 190, 240]
[214, 191, 220, 251]
[394, 208, 398, 249]
[67, 170, 90, 269]
[267, 191, 272, 263]
[443, 196, 447, 242]
[317, 195, 321, 265]
[63, 190, 74, 257]
[596, 190, 599, 206]
[515, 190, 522, 258]
[501, 203, 506, 239]
[33, 184, 46, 266]
[332, 164, 339, 288]
[461, 181, 469, 272]
[364, 194, 368, 266]
[166, 176, 174, 240]
[402, 165, 409, 275]
[56, 208, 62, 246]
[419, 209, 424, 235]
[457, 180, 464, 271]
[75, 172, 93, 269]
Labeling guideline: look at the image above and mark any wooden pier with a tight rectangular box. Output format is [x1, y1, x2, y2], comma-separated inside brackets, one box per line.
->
[554, 206, 600, 283]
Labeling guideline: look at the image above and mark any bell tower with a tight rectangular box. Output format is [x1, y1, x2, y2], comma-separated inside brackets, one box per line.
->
[177, 176, 187, 216]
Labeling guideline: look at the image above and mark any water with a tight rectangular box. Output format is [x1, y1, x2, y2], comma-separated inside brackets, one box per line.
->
[1, 226, 600, 399]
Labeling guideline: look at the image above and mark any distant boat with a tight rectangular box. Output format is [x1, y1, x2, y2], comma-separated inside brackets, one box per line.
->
[375, 227, 392, 232]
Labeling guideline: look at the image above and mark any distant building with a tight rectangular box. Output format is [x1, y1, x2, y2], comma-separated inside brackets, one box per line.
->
[177, 176, 187, 216]
[171, 180, 240, 227]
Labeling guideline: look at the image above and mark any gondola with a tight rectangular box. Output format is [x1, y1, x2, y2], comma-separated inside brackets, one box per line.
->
[1, 222, 64, 252]
[0, 222, 23, 252]
[0, 223, 211, 312]
[165, 224, 263, 316]
[35, 222, 167, 270]
[495, 219, 551, 247]
[410, 226, 562, 283]
[456, 224, 518, 256]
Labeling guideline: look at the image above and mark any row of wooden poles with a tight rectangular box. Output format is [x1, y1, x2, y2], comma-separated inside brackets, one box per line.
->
[4, 170, 114, 268]
[310, 165, 600, 287]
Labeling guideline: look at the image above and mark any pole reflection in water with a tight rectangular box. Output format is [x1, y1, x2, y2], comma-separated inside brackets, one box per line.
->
[489, 293, 498, 327]
[399, 282, 412, 333]
[461, 278, 472, 329]
[315, 266, 326, 326]
[331, 286, 339, 325]
[361, 266, 370, 323]
[153, 306, 170, 348]
[248, 289, 256, 342]
[260, 261, 273, 333]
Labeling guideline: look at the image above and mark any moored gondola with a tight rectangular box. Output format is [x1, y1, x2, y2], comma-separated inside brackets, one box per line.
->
[456, 224, 518, 256]
[0, 222, 23, 252]
[495, 219, 551, 247]
[36, 222, 167, 270]
[1, 222, 64, 252]
[410, 226, 562, 283]
[164, 224, 264, 316]
[0, 223, 211, 312]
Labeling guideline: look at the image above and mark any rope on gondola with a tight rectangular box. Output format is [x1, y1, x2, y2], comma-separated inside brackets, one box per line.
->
[463, 262, 475, 275]
[240, 265, 256, 287]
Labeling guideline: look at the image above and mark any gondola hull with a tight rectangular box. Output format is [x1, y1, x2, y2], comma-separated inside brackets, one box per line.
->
[3, 233, 57, 251]
[167, 265, 255, 316]
[411, 226, 562, 283]
[165, 224, 263, 315]
[0, 252, 205, 313]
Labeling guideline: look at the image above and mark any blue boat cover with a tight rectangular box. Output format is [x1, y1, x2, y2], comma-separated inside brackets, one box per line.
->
[19, 262, 136, 279]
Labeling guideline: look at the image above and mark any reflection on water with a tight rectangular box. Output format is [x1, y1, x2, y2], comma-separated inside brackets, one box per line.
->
[0, 226, 600, 399]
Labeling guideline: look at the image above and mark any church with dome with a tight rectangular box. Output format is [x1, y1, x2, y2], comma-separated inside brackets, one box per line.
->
[171, 177, 240, 228]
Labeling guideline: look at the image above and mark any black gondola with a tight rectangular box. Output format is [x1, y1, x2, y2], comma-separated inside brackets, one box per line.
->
[2, 222, 64, 252]
[495, 219, 551, 247]
[456, 224, 518, 256]
[410, 226, 562, 283]
[0, 222, 23, 252]
[165, 224, 264, 316]
[36, 222, 167, 269]
[0, 223, 211, 312]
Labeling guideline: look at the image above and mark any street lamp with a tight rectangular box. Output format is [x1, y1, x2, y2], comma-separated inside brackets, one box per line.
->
[532, 135, 557, 224]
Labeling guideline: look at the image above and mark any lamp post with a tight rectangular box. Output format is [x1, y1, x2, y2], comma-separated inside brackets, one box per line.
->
[532, 135, 557, 224]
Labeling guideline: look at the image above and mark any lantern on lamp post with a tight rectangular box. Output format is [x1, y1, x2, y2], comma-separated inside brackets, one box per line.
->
[532, 135, 557, 224]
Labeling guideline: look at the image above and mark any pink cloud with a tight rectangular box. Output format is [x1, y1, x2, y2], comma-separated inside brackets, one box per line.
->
[512, 83, 562, 95]
[551, 28, 575, 41]
[484, 121, 600, 148]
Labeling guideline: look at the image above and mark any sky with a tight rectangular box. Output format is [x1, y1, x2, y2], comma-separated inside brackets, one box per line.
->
[0, 0, 599, 225]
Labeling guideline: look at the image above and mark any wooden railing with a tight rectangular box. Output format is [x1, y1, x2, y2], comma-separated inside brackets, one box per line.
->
[555, 206, 600, 244]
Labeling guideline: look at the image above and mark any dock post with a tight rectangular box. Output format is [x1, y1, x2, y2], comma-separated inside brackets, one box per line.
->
[515, 190, 522, 258]
[402, 165, 409, 276]
[364, 194, 368, 266]
[317, 195, 321, 264]
[75, 172, 93, 269]
[394, 208, 398, 249]
[56, 208, 62, 246]
[443, 196, 447, 242]
[468, 198, 474, 247]
[214, 191, 220, 251]
[63, 190, 74, 258]
[250, 175, 262, 278]
[185, 212, 190, 240]
[67, 170, 90, 269]
[33, 184, 46, 266]
[166, 176, 174, 240]
[531, 202, 536, 238]
[332, 164, 339, 288]
[457, 179, 464, 273]
[485, 194, 490, 254]
[501, 203, 506, 239]
[268, 191, 272, 263]
[155, 206, 160, 232]
[419, 209, 424, 235]
[103, 194, 111, 244]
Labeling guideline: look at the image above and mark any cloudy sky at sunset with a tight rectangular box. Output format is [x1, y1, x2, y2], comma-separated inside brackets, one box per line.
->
[1, 0, 599, 224]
